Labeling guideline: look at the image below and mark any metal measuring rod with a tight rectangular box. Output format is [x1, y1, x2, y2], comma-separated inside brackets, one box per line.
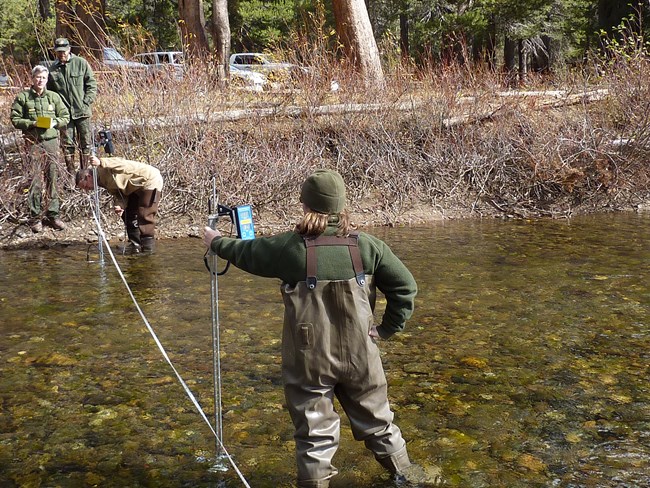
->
[206, 178, 225, 466]
[88, 127, 104, 264]
[204, 177, 256, 469]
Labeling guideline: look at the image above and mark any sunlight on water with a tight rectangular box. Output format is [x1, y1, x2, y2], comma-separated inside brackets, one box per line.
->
[0, 213, 648, 487]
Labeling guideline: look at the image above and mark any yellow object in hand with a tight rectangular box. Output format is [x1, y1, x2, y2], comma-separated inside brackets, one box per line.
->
[35, 116, 55, 129]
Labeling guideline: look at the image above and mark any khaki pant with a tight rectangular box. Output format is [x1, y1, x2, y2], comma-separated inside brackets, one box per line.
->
[281, 276, 410, 487]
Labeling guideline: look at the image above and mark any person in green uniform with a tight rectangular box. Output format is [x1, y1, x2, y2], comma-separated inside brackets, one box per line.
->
[10, 65, 70, 233]
[47, 37, 97, 172]
[76, 155, 163, 253]
[204, 170, 440, 487]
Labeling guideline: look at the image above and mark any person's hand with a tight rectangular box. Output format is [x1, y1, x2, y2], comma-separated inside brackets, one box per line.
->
[204, 226, 221, 248]
[369, 326, 380, 339]
[114, 205, 123, 217]
[89, 155, 101, 167]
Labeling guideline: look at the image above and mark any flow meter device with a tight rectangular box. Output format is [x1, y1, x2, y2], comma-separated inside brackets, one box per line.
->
[205, 201, 256, 276]
[211, 204, 255, 240]
[229, 204, 255, 240]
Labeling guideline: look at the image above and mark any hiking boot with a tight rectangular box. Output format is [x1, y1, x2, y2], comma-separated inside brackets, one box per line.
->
[45, 217, 66, 231]
[140, 236, 155, 253]
[394, 463, 445, 487]
[30, 220, 43, 233]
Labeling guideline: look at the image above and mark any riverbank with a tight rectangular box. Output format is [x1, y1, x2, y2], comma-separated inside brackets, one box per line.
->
[0, 199, 463, 250]
[3, 199, 649, 251]
[3, 57, 650, 250]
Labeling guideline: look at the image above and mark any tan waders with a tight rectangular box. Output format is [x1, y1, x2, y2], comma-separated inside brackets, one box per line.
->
[281, 234, 411, 488]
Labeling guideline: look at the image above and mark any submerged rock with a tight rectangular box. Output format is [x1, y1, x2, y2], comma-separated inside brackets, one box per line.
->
[26, 352, 78, 366]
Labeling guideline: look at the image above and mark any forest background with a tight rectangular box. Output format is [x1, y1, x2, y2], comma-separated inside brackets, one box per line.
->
[0, 0, 649, 246]
[0, 0, 646, 69]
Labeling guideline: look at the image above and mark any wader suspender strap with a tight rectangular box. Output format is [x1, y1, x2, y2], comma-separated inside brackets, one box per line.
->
[304, 233, 366, 289]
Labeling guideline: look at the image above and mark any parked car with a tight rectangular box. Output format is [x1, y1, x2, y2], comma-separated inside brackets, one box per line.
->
[132, 51, 184, 80]
[0, 73, 12, 88]
[100, 47, 147, 71]
[229, 52, 306, 82]
[229, 65, 266, 91]
[41, 46, 147, 73]
[129, 51, 265, 90]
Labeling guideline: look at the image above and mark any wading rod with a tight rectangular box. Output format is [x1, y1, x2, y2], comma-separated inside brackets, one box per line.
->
[88, 121, 104, 264]
[89, 121, 104, 264]
[208, 177, 224, 462]
[92, 163, 104, 263]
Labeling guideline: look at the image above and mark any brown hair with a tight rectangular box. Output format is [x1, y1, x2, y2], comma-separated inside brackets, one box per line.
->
[295, 209, 353, 237]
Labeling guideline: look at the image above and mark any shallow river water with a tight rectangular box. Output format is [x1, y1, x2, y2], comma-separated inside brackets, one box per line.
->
[1, 213, 649, 488]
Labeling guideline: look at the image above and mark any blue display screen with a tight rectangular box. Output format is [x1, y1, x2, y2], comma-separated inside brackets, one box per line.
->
[236, 205, 255, 240]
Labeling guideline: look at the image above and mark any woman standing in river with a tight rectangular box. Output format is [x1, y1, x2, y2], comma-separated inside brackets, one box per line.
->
[204, 169, 441, 487]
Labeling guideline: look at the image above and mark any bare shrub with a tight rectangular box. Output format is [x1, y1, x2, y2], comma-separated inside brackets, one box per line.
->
[2, 47, 650, 235]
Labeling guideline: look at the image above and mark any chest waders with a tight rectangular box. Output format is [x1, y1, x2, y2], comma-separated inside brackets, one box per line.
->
[123, 189, 160, 252]
[281, 234, 411, 488]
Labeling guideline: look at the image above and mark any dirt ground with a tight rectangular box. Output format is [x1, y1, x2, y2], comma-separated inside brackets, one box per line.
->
[0, 201, 463, 250]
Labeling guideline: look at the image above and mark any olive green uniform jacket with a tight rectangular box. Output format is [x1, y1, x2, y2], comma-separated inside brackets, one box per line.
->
[47, 54, 97, 120]
[209, 224, 417, 339]
[10, 88, 70, 141]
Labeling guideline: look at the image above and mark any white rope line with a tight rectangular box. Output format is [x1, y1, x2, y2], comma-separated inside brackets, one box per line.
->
[87, 197, 251, 488]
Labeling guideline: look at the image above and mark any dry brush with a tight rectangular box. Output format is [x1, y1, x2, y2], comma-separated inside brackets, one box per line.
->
[1, 55, 649, 237]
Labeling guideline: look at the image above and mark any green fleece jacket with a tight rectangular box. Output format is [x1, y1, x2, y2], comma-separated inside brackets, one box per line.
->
[210, 225, 417, 339]
[10, 88, 70, 142]
[47, 54, 97, 119]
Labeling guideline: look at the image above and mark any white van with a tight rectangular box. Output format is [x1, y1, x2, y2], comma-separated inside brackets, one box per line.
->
[132, 51, 184, 80]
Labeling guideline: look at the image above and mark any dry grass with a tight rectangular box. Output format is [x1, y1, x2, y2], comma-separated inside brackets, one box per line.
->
[2, 49, 650, 233]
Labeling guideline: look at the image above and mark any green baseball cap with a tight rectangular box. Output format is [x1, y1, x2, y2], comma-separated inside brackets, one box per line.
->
[54, 38, 71, 52]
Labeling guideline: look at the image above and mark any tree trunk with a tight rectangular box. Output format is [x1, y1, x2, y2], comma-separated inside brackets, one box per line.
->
[76, 0, 107, 56]
[55, 0, 76, 41]
[486, 16, 496, 71]
[517, 38, 527, 85]
[503, 36, 516, 87]
[531, 35, 551, 73]
[54, 0, 106, 57]
[399, 9, 409, 61]
[178, 0, 210, 56]
[332, 0, 384, 86]
[211, 0, 230, 82]
[39, 0, 52, 20]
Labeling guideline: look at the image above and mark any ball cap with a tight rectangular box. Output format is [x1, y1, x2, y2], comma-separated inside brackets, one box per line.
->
[54, 38, 71, 52]
[300, 169, 346, 214]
